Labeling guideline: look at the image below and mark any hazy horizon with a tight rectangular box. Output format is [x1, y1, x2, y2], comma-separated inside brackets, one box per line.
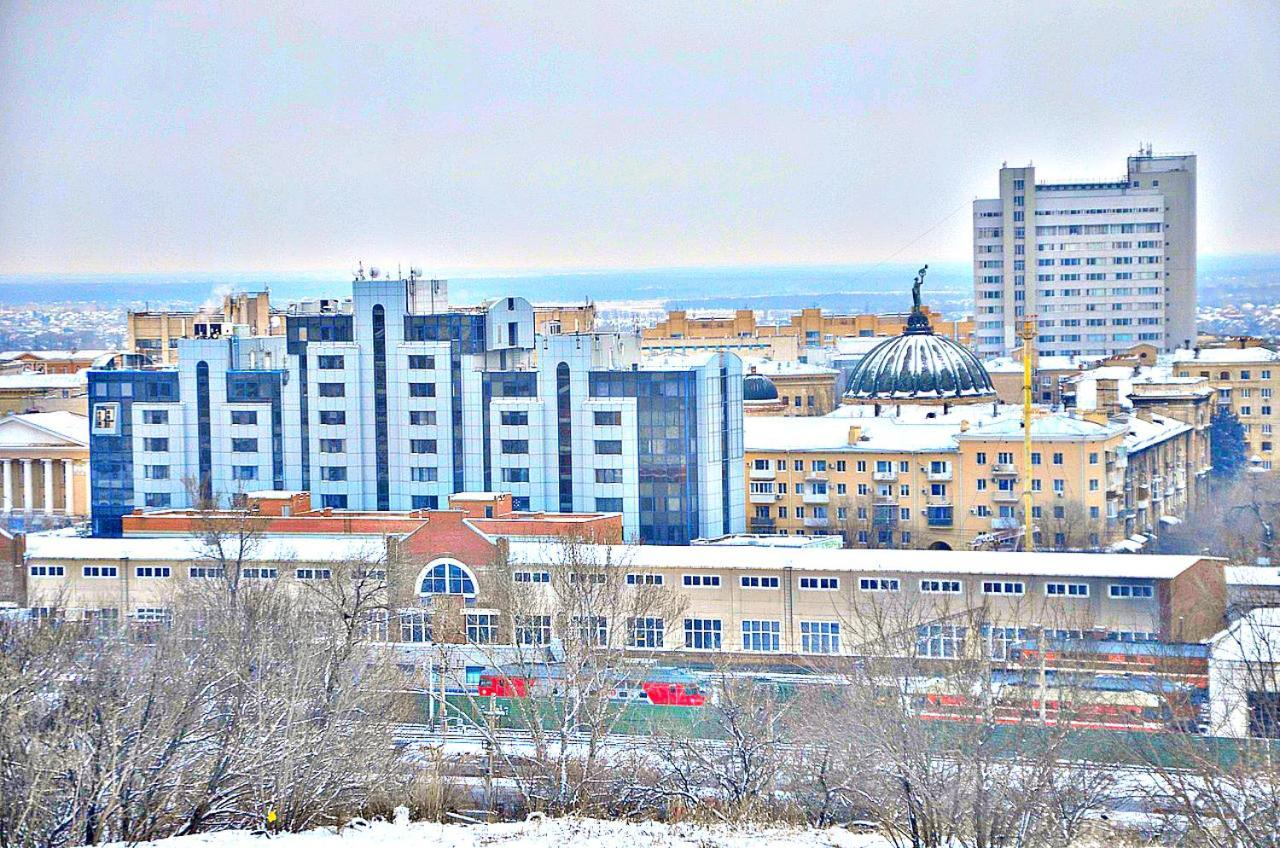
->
[2, 2, 1278, 274]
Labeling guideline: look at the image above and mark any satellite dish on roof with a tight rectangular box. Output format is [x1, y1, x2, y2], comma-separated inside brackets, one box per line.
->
[369, 266, 380, 279]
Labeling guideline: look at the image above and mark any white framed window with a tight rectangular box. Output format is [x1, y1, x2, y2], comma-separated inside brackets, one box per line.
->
[682, 574, 721, 587]
[859, 577, 900, 592]
[242, 567, 278, 579]
[1046, 582, 1089, 597]
[919, 579, 962, 594]
[626, 573, 664, 586]
[684, 618, 722, 650]
[189, 565, 225, 579]
[628, 617, 665, 648]
[514, 570, 551, 584]
[28, 564, 65, 577]
[466, 612, 497, 645]
[801, 621, 840, 654]
[574, 615, 609, 646]
[741, 619, 781, 652]
[135, 565, 171, 578]
[133, 607, 171, 625]
[295, 567, 332, 580]
[1108, 583, 1154, 599]
[515, 615, 552, 645]
[982, 581, 1024, 595]
[741, 575, 780, 589]
[83, 565, 119, 578]
[799, 576, 839, 590]
[917, 624, 966, 658]
[569, 572, 607, 585]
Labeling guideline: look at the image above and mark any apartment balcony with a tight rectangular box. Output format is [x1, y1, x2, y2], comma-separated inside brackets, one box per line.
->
[802, 491, 830, 505]
[991, 516, 1020, 530]
[992, 464, 1018, 477]
[749, 467, 775, 481]
[927, 468, 953, 482]
[872, 470, 897, 482]
[993, 490, 1020, 503]
[749, 516, 776, 531]
[805, 470, 829, 482]
[926, 505, 954, 527]
[803, 516, 831, 528]
[873, 494, 897, 505]
[872, 506, 898, 526]
[749, 492, 778, 505]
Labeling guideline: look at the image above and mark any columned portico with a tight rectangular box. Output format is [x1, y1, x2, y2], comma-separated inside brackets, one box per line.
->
[0, 412, 90, 530]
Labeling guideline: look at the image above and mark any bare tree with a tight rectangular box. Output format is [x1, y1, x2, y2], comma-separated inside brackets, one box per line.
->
[447, 535, 687, 815]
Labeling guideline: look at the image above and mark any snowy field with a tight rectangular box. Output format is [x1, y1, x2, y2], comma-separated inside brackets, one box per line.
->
[109, 816, 891, 848]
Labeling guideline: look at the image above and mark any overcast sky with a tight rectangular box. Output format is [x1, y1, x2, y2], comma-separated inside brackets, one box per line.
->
[1, 1, 1277, 274]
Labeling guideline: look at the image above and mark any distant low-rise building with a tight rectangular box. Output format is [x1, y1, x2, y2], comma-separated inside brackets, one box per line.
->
[742, 358, 839, 417]
[126, 291, 280, 364]
[642, 306, 973, 361]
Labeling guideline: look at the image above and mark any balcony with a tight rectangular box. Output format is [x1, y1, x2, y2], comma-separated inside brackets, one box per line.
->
[874, 494, 897, 505]
[749, 492, 778, 505]
[803, 516, 831, 528]
[992, 516, 1020, 530]
[993, 490, 1020, 503]
[749, 516, 776, 531]
[992, 464, 1018, 477]
[872, 470, 897, 482]
[926, 505, 954, 527]
[872, 506, 898, 526]
[805, 470, 829, 482]
[802, 491, 830, 505]
[927, 468, 953, 482]
[749, 467, 775, 480]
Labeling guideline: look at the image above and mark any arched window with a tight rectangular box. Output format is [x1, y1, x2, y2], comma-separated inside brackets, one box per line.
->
[417, 559, 477, 598]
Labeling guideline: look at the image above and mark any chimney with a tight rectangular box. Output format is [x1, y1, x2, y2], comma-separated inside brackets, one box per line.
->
[959, 420, 971, 432]
[847, 426, 862, 445]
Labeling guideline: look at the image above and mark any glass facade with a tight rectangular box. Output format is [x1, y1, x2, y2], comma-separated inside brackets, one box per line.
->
[590, 370, 700, 544]
[88, 370, 179, 536]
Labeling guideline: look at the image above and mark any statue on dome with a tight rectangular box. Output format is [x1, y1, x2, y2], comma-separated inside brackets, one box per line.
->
[911, 264, 928, 313]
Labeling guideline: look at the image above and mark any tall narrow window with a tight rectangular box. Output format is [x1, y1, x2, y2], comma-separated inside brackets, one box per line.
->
[372, 305, 389, 510]
[557, 362, 572, 512]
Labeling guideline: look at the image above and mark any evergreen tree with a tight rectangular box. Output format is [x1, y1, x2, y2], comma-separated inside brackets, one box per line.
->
[1211, 407, 1248, 479]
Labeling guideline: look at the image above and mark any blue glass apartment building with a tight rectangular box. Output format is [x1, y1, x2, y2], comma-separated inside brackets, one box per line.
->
[89, 277, 745, 543]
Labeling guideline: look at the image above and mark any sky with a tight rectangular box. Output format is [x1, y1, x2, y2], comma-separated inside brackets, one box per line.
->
[1, 1, 1278, 275]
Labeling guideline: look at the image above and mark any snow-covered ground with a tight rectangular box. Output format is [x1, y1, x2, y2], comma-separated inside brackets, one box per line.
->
[112, 816, 890, 848]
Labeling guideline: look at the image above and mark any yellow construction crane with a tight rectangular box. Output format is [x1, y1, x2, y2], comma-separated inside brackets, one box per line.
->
[1021, 317, 1036, 552]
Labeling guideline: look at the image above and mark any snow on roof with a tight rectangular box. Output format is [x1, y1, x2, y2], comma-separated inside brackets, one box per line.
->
[1170, 347, 1280, 364]
[983, 355, 1089, 373]
[0, 349, 114, 361]
[242, 489, 302, 499]
[507, 540, 1214, 580]
[743, 357, 838, 376]
[1211, 606, 1280, 663]
[744, 414, 961, 453]
[1, 411, 89, 445]
[638, 351, 727, 369]
[450, 491, 505, 501]
[1123, 414, 1192, 453]
[24, 528, 385, 563]
[0, 372, 86, 390]
[1225, 566, 1280, 588]
[961, 412, 1123, 441]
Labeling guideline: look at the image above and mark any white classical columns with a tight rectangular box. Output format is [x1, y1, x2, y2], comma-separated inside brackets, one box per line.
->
[1, 459, 10, 512]
[42, 459, 53, 514]
[64, 459, 75, 515]
[20, 459, 32, 513]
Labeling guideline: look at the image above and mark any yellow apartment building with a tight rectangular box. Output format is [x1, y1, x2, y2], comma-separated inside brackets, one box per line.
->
[642, 305, 974, 360]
